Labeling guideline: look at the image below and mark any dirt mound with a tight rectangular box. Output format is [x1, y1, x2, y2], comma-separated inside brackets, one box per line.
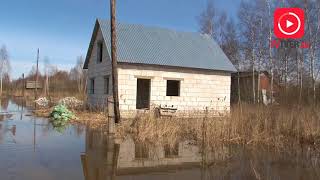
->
[35, 97, 49, 107]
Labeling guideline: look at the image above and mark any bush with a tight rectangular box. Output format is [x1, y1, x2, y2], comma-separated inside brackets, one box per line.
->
[50, 104, 75, 127]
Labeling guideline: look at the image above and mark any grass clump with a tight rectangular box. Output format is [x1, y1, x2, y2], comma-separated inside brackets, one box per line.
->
[50, 104, 75, 127]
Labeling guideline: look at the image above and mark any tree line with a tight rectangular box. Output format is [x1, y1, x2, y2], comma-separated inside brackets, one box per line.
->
[1, 0, 319, 104]
[198, 0, 320, 105]
[1, 47, 88, 100]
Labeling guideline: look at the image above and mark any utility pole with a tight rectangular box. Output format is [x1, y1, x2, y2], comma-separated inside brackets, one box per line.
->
[110, 0, 120, 123]
[35, 48, 39, 100]
[33, 117, 36, 152]
[22, 73, 25, 97]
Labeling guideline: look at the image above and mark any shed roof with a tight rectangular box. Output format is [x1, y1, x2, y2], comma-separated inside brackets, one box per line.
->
[84, 19, 236, 72]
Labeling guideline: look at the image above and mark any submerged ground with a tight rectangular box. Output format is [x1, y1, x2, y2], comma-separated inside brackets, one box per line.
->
[0, 97, 320, 180]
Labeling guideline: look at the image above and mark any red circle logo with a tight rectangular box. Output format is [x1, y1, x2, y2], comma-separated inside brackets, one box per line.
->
[274, 8, 304, 39]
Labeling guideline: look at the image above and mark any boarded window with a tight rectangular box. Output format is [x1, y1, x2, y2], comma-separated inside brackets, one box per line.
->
[97, 42, 103, 63]
[89, 78, 95, 94]
[166, 80, 180, 96]
[104, 75, 109, 94]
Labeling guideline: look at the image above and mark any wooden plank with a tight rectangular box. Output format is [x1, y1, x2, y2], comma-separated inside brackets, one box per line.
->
[26, 81, 42, 89]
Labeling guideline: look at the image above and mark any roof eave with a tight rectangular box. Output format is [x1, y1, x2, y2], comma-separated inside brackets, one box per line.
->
[117, 62, 236, 73]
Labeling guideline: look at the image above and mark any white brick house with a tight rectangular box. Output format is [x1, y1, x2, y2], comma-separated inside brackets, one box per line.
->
[83, 19, 236, 118]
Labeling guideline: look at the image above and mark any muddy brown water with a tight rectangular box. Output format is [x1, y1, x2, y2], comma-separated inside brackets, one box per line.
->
[0, 98, 320, 180]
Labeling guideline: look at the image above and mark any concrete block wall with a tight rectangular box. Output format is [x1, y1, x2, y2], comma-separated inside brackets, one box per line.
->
[87, 28, 113, 107]
[118, 64, 231, 118]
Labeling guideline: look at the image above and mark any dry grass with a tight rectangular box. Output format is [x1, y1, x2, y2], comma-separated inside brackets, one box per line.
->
[115, 104, 320, 149]
[10, 90, 86, 102]
[32, 100, 320, 149]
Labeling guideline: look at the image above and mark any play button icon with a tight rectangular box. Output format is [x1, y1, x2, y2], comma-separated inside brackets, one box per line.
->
[286, 20, 293, 28]
[274, 8, 305, 39]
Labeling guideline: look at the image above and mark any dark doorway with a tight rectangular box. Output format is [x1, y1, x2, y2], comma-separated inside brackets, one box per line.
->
[136, 79, 151, 109]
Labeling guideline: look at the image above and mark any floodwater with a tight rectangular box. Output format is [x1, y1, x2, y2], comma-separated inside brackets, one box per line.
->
[1, 98, 320, 180]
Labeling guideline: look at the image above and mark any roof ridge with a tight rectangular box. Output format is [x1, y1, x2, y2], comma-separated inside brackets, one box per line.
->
[97, 18, 202, 37]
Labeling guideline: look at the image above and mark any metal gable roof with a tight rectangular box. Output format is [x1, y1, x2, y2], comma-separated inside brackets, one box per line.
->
[84, 19, 236, 72]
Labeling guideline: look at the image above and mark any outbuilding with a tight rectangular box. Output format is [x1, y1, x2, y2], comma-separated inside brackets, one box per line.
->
[83, 19, 236, 118]
[231, 71, 279, 105]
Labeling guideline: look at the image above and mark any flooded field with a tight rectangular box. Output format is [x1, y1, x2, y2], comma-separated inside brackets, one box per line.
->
[1, 98, 320, 180]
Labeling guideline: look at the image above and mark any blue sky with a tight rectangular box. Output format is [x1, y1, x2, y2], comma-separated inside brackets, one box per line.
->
[0, 0, 240, 79]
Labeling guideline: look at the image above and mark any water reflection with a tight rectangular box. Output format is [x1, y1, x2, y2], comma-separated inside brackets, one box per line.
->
[0, 98, 320, 180]
[0, 122, 16, 144]
[81, 127, 231, 179]
[0, 98, 17, 144]
[81, 128, 119, 180]
[82, 126, 320, 180]
[0, 98, 85, 180]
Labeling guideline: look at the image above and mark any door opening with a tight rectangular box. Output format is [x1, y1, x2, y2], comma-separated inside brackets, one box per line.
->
[136, 79, 151, 109]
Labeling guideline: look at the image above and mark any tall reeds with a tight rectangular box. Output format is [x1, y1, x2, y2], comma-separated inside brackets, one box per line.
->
[116, 104, 320, 149]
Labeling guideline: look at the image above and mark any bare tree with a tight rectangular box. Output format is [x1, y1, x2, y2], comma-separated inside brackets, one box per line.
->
[220, 19, 242, 104]
[70, 56, 87, 96]
[76, 56, 86, 95]
[256, 18, 264, 104]
[198, 1, 217, 38]
[238, 0, 260, 103]
[304, 0, 320, 104]
[266, 0, 274, 104]
[0, 45, 11, 96]
[29, 65, 37, 76]
[76, 56, 84, 94]
[43, 56, 50, 96]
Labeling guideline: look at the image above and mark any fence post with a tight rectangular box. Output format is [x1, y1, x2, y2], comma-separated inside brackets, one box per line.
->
[107, 96, 115, 134]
